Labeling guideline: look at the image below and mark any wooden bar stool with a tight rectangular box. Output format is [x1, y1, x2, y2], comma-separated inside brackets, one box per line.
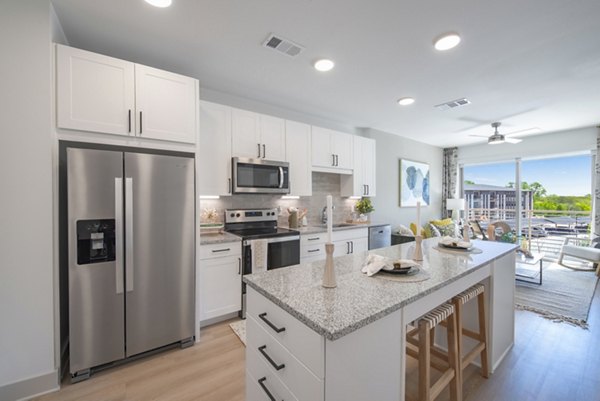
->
[406, 303, 462, 401]
[452, 283, 489, 379]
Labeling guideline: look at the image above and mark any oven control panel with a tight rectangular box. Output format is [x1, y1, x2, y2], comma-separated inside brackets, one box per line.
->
[225, 208, 278, 224]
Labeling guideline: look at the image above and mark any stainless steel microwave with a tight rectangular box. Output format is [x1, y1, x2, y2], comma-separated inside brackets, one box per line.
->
[232, 157, 290, 194]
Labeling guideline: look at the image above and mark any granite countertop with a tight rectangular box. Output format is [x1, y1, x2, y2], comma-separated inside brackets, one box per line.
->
[199, 231, 241, 245]
[243, 238, 517, 341]
[294, 222, 390, 235]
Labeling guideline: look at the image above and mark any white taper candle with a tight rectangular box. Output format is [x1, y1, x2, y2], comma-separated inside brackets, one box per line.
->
[327, 195, 333, 243]
[416, 201, 421, 234]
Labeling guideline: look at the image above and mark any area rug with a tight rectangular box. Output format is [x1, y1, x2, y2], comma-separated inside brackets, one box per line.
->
[229, 320, 246, 346]
[515, 263, 598, 328]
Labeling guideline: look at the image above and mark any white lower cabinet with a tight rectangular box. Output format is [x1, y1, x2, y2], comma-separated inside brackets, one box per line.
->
[198, 243, 242, 322]
[246, 287, 325, 401]
[301, 228, 368, 262]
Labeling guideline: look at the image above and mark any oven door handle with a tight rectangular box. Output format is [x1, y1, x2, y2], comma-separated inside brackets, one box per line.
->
[278, 166, 284, 189]
[243, 235, 300, 246]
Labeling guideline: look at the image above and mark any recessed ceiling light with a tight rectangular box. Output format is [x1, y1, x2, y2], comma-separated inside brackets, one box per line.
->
[434, 33, 461, 51]
[144, 0, 172, 8]
[397, 97, 415, 106]
[314, 59, 335, 72]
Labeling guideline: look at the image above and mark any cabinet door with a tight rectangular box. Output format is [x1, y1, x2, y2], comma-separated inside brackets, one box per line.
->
[199, 101, 232, 196]
[331, 130, 353, 170]
[363, 138, 376, 196]
[200, 256, 242, 321]
[341, 135, 365, 197]
[232, 108, 261, 158]
[134, 64, 197, 144]
[311, 126, 333, 168]
[260, 114, 286, 161]
[56, 44, 135, 135]
[351, 237, 369, 253]
[285, 120, 312, 196]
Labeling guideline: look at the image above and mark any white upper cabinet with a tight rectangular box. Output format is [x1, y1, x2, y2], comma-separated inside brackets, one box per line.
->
[231, 110, 286, 161]
[199, 101, 232, 196]
[56, 44, 135, 136]
[259, 114, 286, 161]
[56, 44, 198, 144]
[285, 120, 312, 197]
[311, 126, 353, 174]
[134, 65, 197, 143]
[231, 108, 260, 158]
[341, 136, 377, 197]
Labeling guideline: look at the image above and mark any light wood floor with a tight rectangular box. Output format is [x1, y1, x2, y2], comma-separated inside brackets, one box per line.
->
[35, 288, 600, 401]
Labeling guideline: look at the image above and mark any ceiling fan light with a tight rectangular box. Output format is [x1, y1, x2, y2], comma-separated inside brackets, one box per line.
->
[488, 135, 505, 145]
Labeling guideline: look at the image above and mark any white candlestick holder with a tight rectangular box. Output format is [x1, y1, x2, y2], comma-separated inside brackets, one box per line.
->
[413, 235, 423, 261]
[322, 243, 337, 288]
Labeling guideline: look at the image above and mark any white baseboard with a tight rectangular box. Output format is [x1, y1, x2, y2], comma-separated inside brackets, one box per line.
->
[0, 370, 59, 401]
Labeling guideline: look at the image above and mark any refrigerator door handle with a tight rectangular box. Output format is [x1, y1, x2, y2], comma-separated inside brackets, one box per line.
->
[125, 177, 134, 292]
[115, 178, 124, 294]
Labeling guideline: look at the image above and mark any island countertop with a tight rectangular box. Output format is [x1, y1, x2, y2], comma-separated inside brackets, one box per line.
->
[243, 238, 517, 341]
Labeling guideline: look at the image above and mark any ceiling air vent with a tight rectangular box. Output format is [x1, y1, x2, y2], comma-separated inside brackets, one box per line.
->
[434, 98, 471, 111]
[262, 33, 305, 57]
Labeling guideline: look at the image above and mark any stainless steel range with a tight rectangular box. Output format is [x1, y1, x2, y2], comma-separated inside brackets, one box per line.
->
[224, 208, 300, 318]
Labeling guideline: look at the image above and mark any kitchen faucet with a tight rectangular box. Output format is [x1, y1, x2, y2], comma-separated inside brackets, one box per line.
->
[322, 205, 335, 224]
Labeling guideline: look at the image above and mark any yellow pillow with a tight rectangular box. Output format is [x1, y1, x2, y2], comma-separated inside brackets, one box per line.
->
[430, 218, 453, 226]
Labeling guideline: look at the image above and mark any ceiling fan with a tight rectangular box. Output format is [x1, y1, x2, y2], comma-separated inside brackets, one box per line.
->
[470, 122, 523, 145]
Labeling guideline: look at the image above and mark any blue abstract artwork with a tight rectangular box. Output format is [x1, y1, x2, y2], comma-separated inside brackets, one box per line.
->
[400, 159, 430, 206]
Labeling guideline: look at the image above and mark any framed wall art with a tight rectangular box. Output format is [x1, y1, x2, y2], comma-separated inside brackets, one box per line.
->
[399, 159, 430, 207]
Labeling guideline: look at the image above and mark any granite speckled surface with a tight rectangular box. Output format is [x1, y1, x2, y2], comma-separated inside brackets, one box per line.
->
[199, 231, 241, 245]
[295, 222, 390, 235]
[243, 238, 517, 341]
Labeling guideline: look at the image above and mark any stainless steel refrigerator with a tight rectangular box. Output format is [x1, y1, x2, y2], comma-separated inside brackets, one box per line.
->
[67, 148, 195, 382]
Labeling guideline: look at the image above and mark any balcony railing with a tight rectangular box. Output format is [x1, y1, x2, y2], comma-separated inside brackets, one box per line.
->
[465, 207, 593, 266]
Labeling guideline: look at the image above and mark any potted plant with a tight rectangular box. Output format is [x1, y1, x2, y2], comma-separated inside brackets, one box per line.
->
[355, 198, 374, 222]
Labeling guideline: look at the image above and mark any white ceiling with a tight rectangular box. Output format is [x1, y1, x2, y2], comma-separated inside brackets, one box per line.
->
[51, 0, 600, 147]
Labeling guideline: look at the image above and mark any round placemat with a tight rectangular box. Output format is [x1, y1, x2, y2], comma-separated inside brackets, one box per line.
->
[433, 246, 483, 255]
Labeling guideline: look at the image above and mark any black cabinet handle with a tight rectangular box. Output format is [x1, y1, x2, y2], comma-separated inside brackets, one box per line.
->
[307, 237, 321, 241]
[367, 184, 370, 195]
[228, 178, 232, 194]
[238, 258, 241, 275]
[128, 109, 131, 133]
[212, 248, 230, 253]
[263, 144, 266, 159]
[332, 154, 335, 166]
[258, 143, 261, 158]
[351, 241, 354, 253]
[259, 312, 286, 333]
[258, 345, 285, 371]
[139, 111, 143, 134]
[307, 249, 319, 253]
[258, 377, 279, 401]
[346, 241, 350, 254]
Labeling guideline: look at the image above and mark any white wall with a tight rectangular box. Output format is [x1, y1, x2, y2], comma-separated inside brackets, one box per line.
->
[0, 0, 57, 398]
[457, 126, 597, 165]
[363, 128, 444, 229]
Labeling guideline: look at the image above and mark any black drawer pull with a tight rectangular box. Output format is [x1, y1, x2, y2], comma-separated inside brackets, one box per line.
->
[258, 377, 280, 401]
[307, 237, 320, 241]
[258, 345, 285, 370]
[307, 249, 320, 253]
[259, 312, 286, 333]
[212, 248, 230, 253]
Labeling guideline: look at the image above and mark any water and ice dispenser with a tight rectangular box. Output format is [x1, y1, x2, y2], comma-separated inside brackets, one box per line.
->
[76, 219, 116, 265]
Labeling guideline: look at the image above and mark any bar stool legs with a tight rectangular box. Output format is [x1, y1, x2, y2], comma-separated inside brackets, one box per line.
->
[407, 303, 462, 401]
[452, 283, 489, 379]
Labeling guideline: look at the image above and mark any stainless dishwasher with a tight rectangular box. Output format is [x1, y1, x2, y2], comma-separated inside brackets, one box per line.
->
[368, 224, 391, 250]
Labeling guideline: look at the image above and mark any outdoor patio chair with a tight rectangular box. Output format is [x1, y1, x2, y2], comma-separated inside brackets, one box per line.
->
[558, 238, 600, 276]
[468, 220, 487, 240]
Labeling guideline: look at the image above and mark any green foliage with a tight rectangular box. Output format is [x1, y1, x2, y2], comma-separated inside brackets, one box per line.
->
[464, 180, 475, 185]
[533, 194, 591, 212]
[355, 197, 375, 214]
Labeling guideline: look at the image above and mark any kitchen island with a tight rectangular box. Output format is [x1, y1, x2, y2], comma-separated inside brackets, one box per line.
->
[243, 238, 517, 401]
